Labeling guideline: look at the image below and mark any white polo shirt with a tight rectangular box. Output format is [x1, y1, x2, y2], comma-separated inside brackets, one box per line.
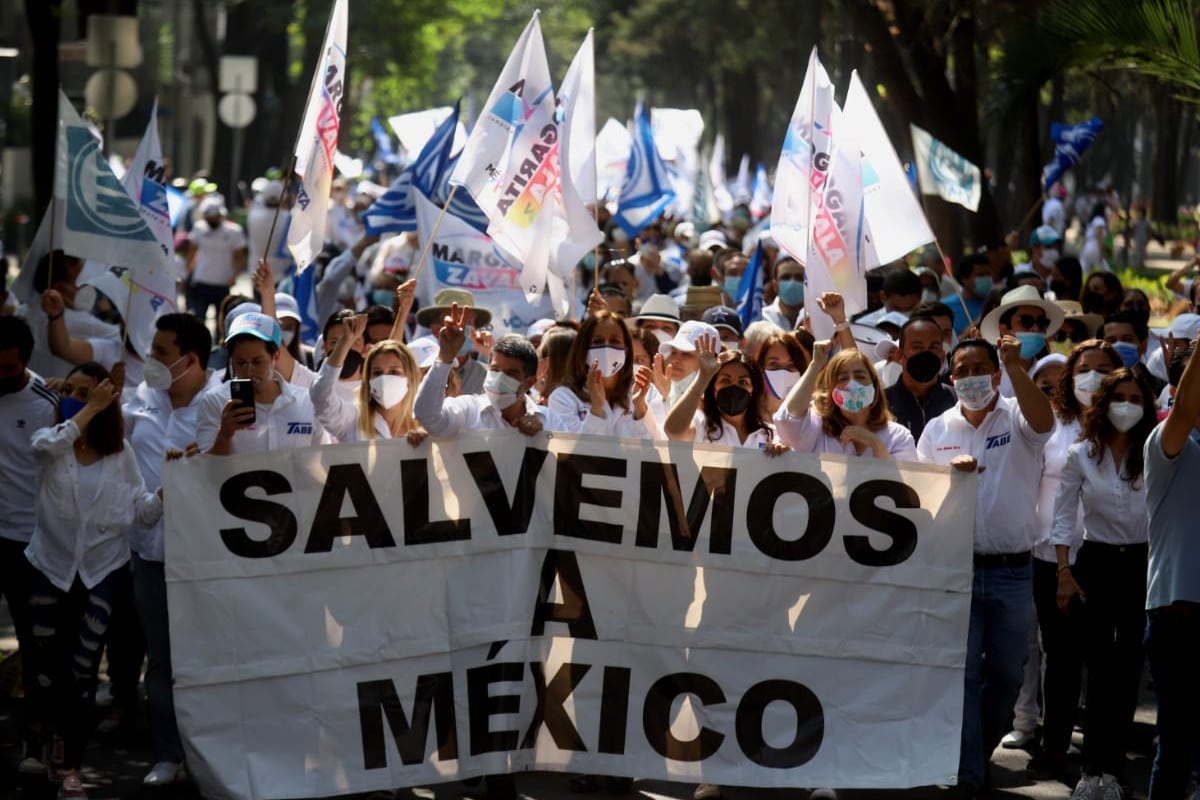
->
[917, 395, 1051, 554]
[123, 381, 207, 561]
[188, 219, 247, 286]
[195, 376, 323, 454]
[690, 411, 777, 449]
[0, 374, 60, 543]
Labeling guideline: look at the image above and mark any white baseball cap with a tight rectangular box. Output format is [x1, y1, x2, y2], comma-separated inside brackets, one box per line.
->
[275, 293, 302, 322]
[407, 335, 440, 369]
[659, 320, 721, 357]
[226, 312, 282, 348]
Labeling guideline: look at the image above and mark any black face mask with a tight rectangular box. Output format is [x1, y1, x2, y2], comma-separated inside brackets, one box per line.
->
[0, 375, 24, 396]
[905, 350, 943, 384]
[339, 348, 364, 380]
[715, 385, 752, 416]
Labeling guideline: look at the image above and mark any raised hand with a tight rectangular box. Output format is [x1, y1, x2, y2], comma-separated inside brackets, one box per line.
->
[436, 303, 471, 363]
[811, 339, 833, 369]
[696, 334, 721, 378]
[651, 352, 670, 398]
[253, 258, 275, 297]
[586, 288, 607, 317]
[587, 360, 607, 416]
[86, 378, 118, 411]
[41, 289, 66, 318]
[471, 327, 495, 361]
[998, 335, 1022, 368]
[816, 292, 846, 323]
[632, 365, 652, 419]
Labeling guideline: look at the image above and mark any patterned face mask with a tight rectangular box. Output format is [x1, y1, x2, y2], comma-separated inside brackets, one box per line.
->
[831, 379, 875, 413]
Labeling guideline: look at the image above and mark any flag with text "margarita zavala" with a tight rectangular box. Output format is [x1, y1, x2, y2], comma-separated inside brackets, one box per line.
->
[54, 92, 171, 278]
[771, 48, 866, 340]
[843, 72, 934, 266]
[612, 100, 675, 238]
[910, 124, 981, 212]
[287, 0, 348, 271]
[449, 11, 559, 301]
[1042, 117, 1103, 193]
[120, 99, 176, 268]
[550, 28, 604, 316]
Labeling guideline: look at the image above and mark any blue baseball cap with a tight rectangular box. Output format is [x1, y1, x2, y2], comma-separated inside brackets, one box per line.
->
[226, 312, 283, 349]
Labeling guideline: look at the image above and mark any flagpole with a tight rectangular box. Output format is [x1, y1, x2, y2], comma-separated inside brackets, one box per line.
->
[119, 285, 135, 364]
[1017, 194, 1047, 240]
[930, 238, 978, 330]
[410, 185, 459, 282]
[262, 154, 298, 270]
[48, 200, 58, 290]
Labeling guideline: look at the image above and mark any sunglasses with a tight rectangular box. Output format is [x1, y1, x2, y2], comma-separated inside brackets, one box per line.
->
[1016, 314, 1051, 331]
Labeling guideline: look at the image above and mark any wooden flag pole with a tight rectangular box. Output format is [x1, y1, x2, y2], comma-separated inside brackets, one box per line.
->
[410, 185, 459, 283]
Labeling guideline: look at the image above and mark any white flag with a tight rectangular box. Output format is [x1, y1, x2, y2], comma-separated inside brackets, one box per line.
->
[843, 73, 935, 265]
[770, 48, 866, 339]
[449, 12, 559, 301]
[120, 99, 175, 262]
[53, 92, 171, 280]
[551, 29, 604, 317]
[709, 134, 733, 218]
[595, 118, 631, 204]
[288, 0, 349, 271]
[909, 124, 982, 212]
[78, 263, 178, 359]
[732, 154, 752, 206]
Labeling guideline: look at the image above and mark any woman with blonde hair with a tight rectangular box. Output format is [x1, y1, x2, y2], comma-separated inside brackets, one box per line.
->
[311, 313, 427, 444]
[774, 342, 916, 459]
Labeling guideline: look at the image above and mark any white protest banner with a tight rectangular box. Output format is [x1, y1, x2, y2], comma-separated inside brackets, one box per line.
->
[909, 124, 982, 212]
[414, 192, 552, 337]
[287, 0, 348, 270]
[165, 431, 974, 800]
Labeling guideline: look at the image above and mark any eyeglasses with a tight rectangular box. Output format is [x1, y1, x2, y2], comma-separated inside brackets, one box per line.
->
[1016, 314, 1051, 331]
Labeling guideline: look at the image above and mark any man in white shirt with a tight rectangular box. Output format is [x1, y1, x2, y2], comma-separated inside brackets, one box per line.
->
[186, 199, 248, 325]
[0, 316, 60, 771]
[123, 312, 213, 785]
[196, 313, 323, 454]
[916, 335, 1054, 796]
[245, 180, 291, 277]
[414, 305, 557, 437]
[760, 255, 805, 332]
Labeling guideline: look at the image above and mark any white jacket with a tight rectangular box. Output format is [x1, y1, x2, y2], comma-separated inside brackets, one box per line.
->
[26, 420, 162, 591]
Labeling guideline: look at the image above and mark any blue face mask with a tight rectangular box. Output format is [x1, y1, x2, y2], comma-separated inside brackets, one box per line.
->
[777, 279, 805, 306]
[723, 276, 741, 298]
[1015, 331, 1047, 360]
[60, 396, 87, 421]
[1112, 340, 1140, 368]
[972, 276, 993, 297]
[370, 288, 395, 309]
[458, 325, 474, 357]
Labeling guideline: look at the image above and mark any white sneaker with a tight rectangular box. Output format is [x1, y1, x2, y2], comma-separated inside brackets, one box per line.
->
[1001, 729, 1035, 749]
[1070, 775, 1100, 800]
[18, 755, 47, 774]
[143, 762, 185, 786]
[1097, 774, 1124, 800]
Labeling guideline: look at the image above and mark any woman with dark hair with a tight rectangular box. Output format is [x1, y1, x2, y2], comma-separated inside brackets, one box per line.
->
[546, 310, 655, 437]
[664, 335, 785, 453]
[755, 331, 810, 417]
[1052, 367, 1157, 798]
[535, 326, 577, 405]
[25, 362, 162, 800]
[1049, 256, 1083, 304]
[1079, 271, 1123, 318]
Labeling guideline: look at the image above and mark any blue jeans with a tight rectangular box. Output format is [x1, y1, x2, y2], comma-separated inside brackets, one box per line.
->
[132, 554, 184, 763]
[959, 563, 1033, 788]
[1146, 606, 1200, 800]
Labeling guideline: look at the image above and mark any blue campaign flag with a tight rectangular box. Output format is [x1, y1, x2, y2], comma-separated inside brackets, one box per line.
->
[1042, 117, 1103, 192]
[371, 117, 400, 165]
[612, 101, 675, 238]
[439, 151, 491, 234]
[412, 101, 461, 196]
[736, 241, 765, 328]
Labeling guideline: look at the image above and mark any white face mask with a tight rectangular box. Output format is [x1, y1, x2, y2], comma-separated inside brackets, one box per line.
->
[1073, 369, 1104, 407]
[921, 289, 939, 305]
[483, 369, 522, 411]
[588, 345, 626, 378]
[142, 355, 186, 391]
[1107, 401, 1144, 433]
[764, 368, 801, 400]
[1039, 248, 1060, 269]
[954, 374, 997, 411]
[283, 329, 296, 347]
[369, 374, 409, 410]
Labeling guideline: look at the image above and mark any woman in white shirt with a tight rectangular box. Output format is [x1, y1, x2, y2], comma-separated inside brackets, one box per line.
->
[664, 334, 785, 453]
[1052, 367, 1156, 795]
[774, 340, 917, 460]
[755, 331, 810, 418]
[25, 362, 162, 800]
[1020, 341, 1122, 779]
[546, 310, 655, 438]
[311, 313, 427, 444]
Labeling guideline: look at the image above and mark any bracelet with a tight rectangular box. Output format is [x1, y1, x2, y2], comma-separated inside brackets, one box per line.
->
[833, 321, 850, 332]
[48, 312, 64, 321]
[1056, 564, 1071, 574]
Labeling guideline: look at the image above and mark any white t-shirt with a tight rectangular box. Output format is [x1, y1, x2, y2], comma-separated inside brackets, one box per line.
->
[0, 374, 60, 543]
[246, 203, 292, 276]
[690, 410, 776, 449]
[916, 396, 1051, 554]
[189, 219, 248, 286]
[1042, 197, 1066, 236]
[195, 376, 324, 454]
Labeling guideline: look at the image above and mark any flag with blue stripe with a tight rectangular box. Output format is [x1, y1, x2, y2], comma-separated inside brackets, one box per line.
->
[371, 117, 400, 165]
[1042, 117, 1103, 192]
[439, 152, 491, 233]
[613, 100, 675, 238]
[362, 171, 417, 235]
[412, 101, 460, 196]
[736, 241, 765, 328]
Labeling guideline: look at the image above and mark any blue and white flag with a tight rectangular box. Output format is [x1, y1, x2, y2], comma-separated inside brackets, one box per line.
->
[736, 241, 765, 328]
[411, 100, 461, 197]
[1042, 117, 1103, 192]
[361, 172, 417, 236]
[54, 91, 170, 276]
[750, 162, 771, 220]
[371, 117, 400, 165]
[613, 100, 675, 238]
[909, 124, 981, 212]
[120, 99, 175, 263]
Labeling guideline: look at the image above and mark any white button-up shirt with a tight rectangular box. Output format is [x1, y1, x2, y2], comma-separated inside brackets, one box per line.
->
[195, 376, 323, 454]
[774, 408, 917, 460]
[1051, 441, 1149, 547]
[26, 420, 162, 591]
[1034, 418, 1083, 564]
[689, 411, 777, 449]
[546, 385, 658, 439]
[917, 396, 1051, 554]
[415, 361, 563, 436]
[123, 381, 207, 562]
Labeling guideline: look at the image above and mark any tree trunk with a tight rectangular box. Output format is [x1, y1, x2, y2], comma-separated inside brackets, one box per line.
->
[25, 0, 62, 217]
[1019, 96, 1042, 244]
[1152, 90, 1181, 225]
[722, 66, 759, 167]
